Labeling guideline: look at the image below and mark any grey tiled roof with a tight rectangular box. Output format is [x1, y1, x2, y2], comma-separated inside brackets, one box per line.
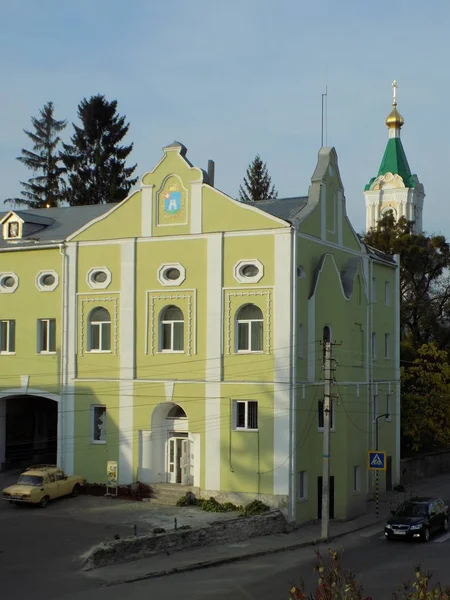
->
[0, 204, 114, 249]
[251, 196, 308, 223]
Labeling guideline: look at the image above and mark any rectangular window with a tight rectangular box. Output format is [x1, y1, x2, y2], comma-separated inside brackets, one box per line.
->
[384, 333, 390, 359]
[92, 405, 106, 442]
[298, 470, 308, 500]
[298, 323, 304, 359]
[353, 466, 360, 492]
[37, 319, 56, 353]
[233, 401, 258, 430]
[318, 399, 334, 430]
[0, 320, 15, 353]
[385, 281, 391, 305]
[371, 332, 377, 360]
[386, 393, 392, 422]
[372, 277, 377, 303]
[373, 394, 379, 423]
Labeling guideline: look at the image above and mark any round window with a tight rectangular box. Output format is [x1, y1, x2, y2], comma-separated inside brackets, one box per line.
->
[241, 264, 259, 278]
[42, 274, 55, 286]
[92, 271, 107, 283]
[164, 268, 181, 281]
[2, 276, 15, 288]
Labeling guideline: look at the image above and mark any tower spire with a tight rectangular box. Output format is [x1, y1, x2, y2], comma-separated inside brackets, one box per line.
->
[392, 80, 397, 106]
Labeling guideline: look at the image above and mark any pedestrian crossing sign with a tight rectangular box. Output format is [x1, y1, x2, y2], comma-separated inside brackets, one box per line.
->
[368, 450, 387, 471]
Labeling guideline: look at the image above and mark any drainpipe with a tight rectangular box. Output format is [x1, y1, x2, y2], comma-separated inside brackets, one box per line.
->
[59, 243, 68, 471]
[289, 226, 297, 523]
[368, 257, 374, 493]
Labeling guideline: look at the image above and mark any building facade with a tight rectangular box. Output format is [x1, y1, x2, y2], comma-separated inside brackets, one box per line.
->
[364, 81, 425, 233]
[0, 142, 400, 523]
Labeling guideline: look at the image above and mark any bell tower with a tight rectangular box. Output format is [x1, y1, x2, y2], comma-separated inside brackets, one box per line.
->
[364, 81, 424, 233]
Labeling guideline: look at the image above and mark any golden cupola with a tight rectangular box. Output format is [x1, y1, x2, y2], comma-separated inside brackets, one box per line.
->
[385, 80, 404, 130]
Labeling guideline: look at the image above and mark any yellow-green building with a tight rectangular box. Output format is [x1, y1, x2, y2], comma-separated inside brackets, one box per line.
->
[0, 142, 400, 523]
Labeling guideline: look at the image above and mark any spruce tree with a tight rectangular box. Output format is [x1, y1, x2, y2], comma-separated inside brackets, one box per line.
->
[61, 95, 137, 205]
[5, 102, 67, 208]
[239, 154, 277, 202]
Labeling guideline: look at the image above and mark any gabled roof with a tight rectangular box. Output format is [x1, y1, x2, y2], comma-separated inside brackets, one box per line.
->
[251, 196, 308, 224]
[0, 205, 114, 248]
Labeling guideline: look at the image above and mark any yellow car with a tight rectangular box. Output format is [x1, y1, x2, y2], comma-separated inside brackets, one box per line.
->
[2, 464, 86, 508]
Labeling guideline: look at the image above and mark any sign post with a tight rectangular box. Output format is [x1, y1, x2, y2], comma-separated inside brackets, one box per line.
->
[368, 450, 387, 518]
[105, 460, 118, 497]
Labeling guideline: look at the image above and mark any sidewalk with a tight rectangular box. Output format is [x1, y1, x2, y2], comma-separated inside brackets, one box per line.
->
[84, 474, 450, 587]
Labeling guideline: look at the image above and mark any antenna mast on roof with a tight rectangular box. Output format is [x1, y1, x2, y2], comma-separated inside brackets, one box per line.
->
[321, 65, 328, 148]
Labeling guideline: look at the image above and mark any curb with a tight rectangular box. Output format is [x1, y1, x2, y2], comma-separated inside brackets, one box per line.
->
[98, 516, 386, 587]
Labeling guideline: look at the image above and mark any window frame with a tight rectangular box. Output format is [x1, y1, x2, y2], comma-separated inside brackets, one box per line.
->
[91, 405, 107, 444]
[384, 333, 390, 359]
[385, 281, 391, 305]
[353, 465, 360, 493]
[371, 332, 377, 360]
[298, 470, 308, 501]
[0, 319, 15, 354]
[37, 318, 56, 354]
[159, 305, 185, 353]
[236, 304, 264, 353]
[88, 307, 112, 353]
[233, 400, 258, 431]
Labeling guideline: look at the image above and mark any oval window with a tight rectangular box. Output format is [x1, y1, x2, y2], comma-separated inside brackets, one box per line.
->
[241, 264, 259, 278]
[92, 271, 107, 283]
[42, 274, 55, 286]
[164, 268, 181, 281]
[2, 276, 15, 288]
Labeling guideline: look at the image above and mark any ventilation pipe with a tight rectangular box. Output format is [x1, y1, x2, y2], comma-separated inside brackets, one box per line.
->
[207, 160, 215, 187]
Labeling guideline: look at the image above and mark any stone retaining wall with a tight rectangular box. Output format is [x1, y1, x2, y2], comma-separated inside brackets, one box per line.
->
[82, 510, 291, 570]
[401, 450, 450, 485]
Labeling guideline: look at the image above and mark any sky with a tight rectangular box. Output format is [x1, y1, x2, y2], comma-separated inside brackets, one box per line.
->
[0, 0, 448, 236]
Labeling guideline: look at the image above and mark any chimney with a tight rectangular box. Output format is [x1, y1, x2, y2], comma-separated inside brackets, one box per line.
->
[207, 160, 215, 187]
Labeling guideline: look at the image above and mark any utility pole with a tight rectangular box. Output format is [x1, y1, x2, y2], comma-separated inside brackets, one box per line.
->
[321, 340, 335, 540]
[375, 413, 390, 519]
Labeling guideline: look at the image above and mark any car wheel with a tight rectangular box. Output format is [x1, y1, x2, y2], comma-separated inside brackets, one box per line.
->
[444, 518, 449, 532]
[71, 484, 80, 498]
[39, 495, 49, 509]
[422, 527, 430, 542]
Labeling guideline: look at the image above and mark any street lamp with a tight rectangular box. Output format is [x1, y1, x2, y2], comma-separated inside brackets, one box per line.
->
[376, 413, 390, 451]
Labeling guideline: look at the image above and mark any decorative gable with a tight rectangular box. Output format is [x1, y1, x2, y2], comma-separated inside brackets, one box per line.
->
[0, 211, 24, 240]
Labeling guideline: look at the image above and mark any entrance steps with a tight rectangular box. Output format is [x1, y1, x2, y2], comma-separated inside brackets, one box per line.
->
[150, 483, 198, 506]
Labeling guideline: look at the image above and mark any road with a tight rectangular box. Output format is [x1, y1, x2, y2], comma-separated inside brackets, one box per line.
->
[62, 525, 450, 600]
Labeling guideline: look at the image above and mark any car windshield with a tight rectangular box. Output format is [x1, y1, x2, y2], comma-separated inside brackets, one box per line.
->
[395, 502, 428, 517]
[17, 475, 43, 487]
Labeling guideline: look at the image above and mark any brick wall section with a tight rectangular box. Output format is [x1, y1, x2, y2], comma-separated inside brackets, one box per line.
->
[82, 510, 291, 570]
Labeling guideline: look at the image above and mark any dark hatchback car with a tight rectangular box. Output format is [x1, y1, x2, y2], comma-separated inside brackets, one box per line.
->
[385, 497, 449, 542]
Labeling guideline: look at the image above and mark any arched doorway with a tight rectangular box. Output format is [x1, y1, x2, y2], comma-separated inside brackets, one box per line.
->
[138, 402, 199, 486]
[0, 394, 58, 471]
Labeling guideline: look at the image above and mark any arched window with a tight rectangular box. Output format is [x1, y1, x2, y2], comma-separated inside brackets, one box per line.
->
[160, 305, 184, 352]
[237, 304, 263, 352]
[88, 307, 111, 352]
[167, 405, 187, 419]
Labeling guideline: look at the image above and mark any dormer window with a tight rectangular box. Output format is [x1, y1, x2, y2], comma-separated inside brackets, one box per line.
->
[8, 222, 19, 238]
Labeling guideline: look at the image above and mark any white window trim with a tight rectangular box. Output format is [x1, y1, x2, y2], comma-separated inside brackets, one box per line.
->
[91, 404, 107, 444]
[233, 400, 258, 431]
[233, 259, 264, 284]
[0, 272, 18, 294]
[88, 312, 112, 353]
[298, 470, 308, 501]
[159, 318, 185, 353]
[157, 263, 186, 287]
[353, 465, 360, 493]
[384, 333, 390, 359]
[318, 399, 335, 432]
[3, 218, 23, 240]
[36, 270, 59, 292]
[87, 267, 112, 290]
[0, 319, 15, 354]
[236, 307, 264, 353]
[37, 318, 56, 354]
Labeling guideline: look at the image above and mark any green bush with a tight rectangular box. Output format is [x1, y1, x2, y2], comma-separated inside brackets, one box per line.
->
[175, 494, 269, 515]
[242, 499, 270, 516]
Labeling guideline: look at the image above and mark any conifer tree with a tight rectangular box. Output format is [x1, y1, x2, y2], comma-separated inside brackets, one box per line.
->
[5, 102, 67, 208]
[61, 95, 137, 205]
[239, 154, 277, 202]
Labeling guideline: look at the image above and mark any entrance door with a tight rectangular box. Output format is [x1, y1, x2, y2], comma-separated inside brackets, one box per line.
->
[317, 476, 335, 519]
[167, 436, 189, 484]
